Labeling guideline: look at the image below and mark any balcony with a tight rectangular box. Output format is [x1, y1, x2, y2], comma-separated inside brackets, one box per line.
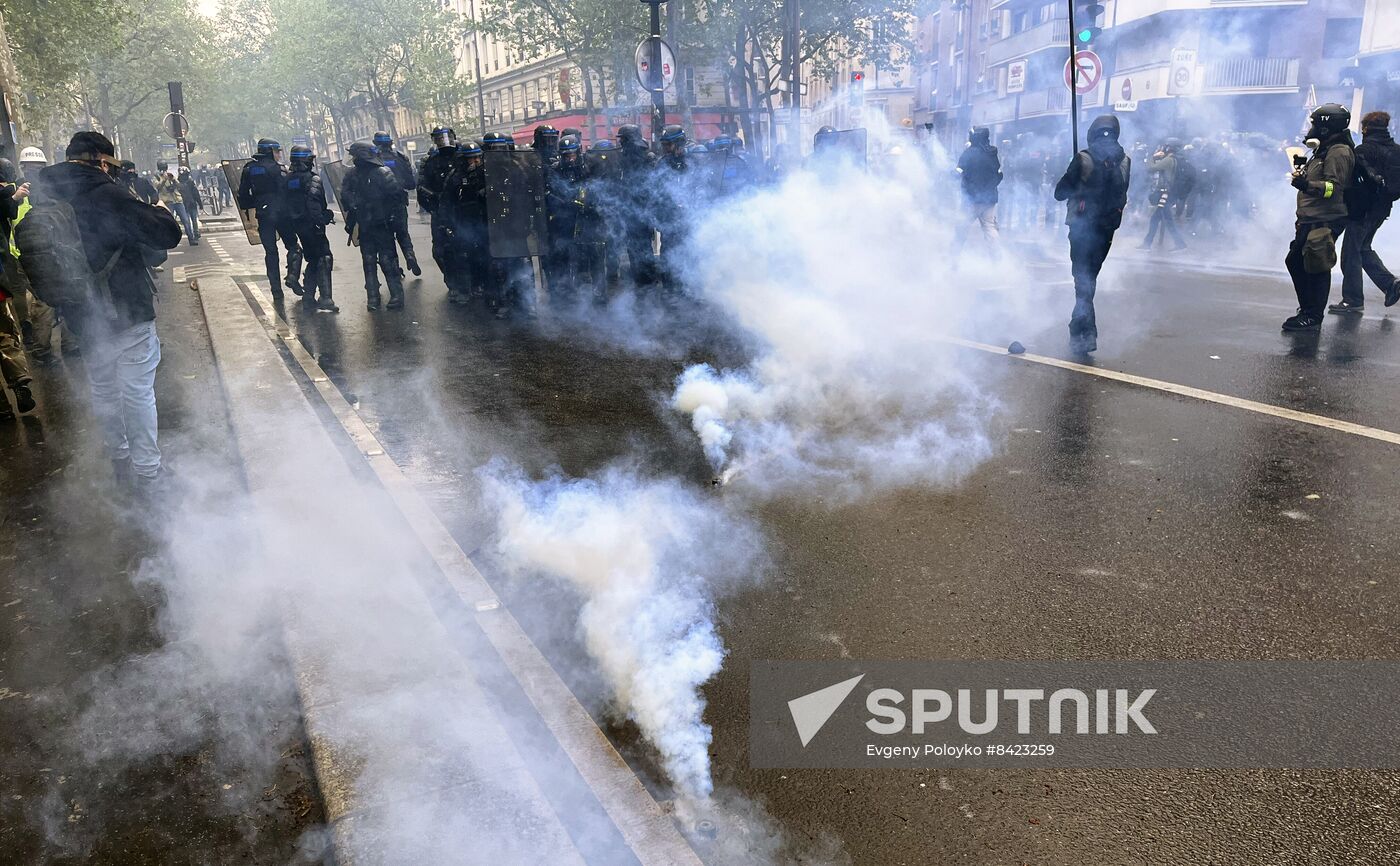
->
[1202, 57, 1300, 93]
[985, 18, 1071, 67]
[971, 86, 1071, 126]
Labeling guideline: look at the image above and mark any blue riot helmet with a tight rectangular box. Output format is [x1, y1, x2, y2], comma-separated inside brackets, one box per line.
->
[256, 137, 281, 156]
[458, 139, 483, 156]
[431, 127, 457, 151]
[373, 131, 394, 149]
[686, 143, 708, 155]
[707, 135, 733, 153]
[289, 145, 315, 169]
[591, 138, 617, 152]
[348, 140, 380, 163]
[558, 135, 581, 153]
[482, 131, 512, 152]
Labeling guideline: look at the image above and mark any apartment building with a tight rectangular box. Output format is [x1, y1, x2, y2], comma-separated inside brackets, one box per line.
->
[908, 0, 1365, 151]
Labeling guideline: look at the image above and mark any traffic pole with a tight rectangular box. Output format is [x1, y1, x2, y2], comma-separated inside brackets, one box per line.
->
[168, 81, 190, 171]
[647, 0, 666, 143]
[1066, 1, 1079, 153]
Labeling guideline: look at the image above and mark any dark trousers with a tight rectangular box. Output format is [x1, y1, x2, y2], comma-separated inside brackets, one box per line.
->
[1340, 209, 1396, 305]
[258, 217, 300, 291]
[1285, 220, 1347, 318]
[392, 203, 417, 267]
[293, 223, 331, 297]
[358, 227, 402, 299]
[1142, 204, 1184, 248]
[1069, 225, 1115, 344]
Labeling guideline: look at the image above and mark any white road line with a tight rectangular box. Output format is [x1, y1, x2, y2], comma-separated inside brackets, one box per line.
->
[239, 278, 703, 866]
[947, 337, 1400, 448]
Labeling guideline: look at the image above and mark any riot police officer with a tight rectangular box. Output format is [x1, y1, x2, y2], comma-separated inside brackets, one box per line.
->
[655, 124, 690, 293]
[482, 131, 513, 152]
[614, 124, 658, 290]
[440, 140, 489, 306]
[341, 140, 406, 311]
[237, 138, 303, 298]
[417, 127, 460, 292]
[373, 131, 420, 276]
[545, 134, 586, 299]
[284, 145, 338, 312]
[532, 125, 560, 163]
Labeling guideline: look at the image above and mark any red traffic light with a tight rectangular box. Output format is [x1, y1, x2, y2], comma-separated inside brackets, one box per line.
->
[851, 71, 864, 82]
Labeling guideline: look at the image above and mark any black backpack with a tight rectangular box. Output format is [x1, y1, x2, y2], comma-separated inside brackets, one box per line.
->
[1343, 144, 1388, 218]
[14, 193, 121, 317]
[1074, 150, 1131, 230]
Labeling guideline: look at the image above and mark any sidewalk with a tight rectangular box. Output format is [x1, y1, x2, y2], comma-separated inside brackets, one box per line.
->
[0, 264, 326, 862]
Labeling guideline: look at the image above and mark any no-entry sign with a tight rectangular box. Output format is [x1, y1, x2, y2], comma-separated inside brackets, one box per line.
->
[1064, 50, 1102, 95]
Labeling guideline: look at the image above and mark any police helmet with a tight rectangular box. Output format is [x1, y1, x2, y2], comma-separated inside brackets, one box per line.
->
[156, 160, 169, 172]
[561, 127, 582, 139]
[348, 140, 380, 162]
[659, 124, 686, 143]
[459, 140, 483, 156]
[686, 143, 708, 154]
[290, 144, 315, 167]
[431, 127, 458, 150]
[706, 135, 732, 152]
[591, 139, 617, 152]
[558, 135, 582, 153]
[256, 138, 281, 155]
[373, 131, 393, 147]
[1162, 137, 1183, 151]
[617, 124, 643, 145]
[816, 125, 836, 137]
[19, 146, 46, 165]
[120, 159, 137, 172]
[1309, 103, 1351, 136]
[482, 131, 512, 151]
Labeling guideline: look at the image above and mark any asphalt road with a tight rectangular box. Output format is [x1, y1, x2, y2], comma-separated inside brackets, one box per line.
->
[196, 209, 1400, 864]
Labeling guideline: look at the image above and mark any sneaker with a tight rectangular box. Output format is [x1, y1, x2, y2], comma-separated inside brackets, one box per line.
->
[316, 298, 340, 313]
[1282, 314, 1323, 331]
[1387, 281, 1400, 308]
[12, 383, 35, 414]
[1328, 301, 1364, 314]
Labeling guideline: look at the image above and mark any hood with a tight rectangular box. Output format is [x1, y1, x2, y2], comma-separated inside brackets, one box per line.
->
[969, 127, 991, 147]
[353, 154, 385, 168]
[34, 160, 114, 204]
[1087, 115, 1120, 143]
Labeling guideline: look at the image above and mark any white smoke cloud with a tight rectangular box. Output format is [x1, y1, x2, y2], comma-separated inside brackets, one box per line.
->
[668, 151, 1039, 497]
[481, 462, 764, 801]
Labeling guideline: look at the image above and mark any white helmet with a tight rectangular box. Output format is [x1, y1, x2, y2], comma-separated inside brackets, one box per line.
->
[19, 146, 46, 165]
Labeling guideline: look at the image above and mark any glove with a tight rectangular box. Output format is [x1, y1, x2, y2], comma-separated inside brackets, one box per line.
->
[1290, 172, 1308, 191]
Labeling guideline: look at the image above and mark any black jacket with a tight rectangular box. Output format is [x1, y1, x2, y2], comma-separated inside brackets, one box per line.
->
[441, 157, 488, 237]
[957, 143, 1003, 206]
[236, 153, 286, 217]
[1354, 128, 1400, 219]
[340, 159, 402, 230]
[35, 161, 181, 333]
[379, 148, 416, 195]
[416, 148, 456, 214]
[284, 167, 333, 227]
[179, 176, 203, 210]
[1055, 133, 1131, 232]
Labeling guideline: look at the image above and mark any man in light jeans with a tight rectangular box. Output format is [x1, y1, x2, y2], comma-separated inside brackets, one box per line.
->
[35, 132, 181, 486]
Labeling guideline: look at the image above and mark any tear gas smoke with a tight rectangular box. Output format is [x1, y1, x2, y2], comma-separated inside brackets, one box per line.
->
[481, 462, 764, 800]
[668, 152, 1038, 498]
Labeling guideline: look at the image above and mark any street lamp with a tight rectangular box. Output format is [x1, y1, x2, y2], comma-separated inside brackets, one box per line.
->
[639, 0, 668, 142]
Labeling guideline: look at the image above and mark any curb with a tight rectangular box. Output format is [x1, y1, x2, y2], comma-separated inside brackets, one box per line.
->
[195, 274, 702, 864]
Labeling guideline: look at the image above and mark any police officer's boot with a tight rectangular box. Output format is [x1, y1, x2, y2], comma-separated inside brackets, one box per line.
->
[266, 260, 284, 301]
[300, 260, 318, 308]
[363, 254, 382, 311]
[385, 257, 405, 310]
[286, 247, 304, 296]
[316, 256, 339, 313]
[405, 250, 422, 277]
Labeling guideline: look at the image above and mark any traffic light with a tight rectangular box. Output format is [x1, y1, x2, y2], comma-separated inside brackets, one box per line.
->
[1076, 3, 1104, 46]
[849, 70, 865, 107]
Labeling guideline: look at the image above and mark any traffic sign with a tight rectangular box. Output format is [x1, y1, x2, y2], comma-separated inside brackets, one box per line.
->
[634, 38, 676, 92]
[163, 111, 189, 140]
[1122, 77, 1133, 101]
[1064, 50, 1102, 95]
[1167, 48, 1197, 96]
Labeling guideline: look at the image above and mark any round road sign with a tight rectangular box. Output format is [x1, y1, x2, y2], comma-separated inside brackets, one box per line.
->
[163, 111, 189, 139]
[1064, 50, 1103, 95]
[634, 38, 676, 93]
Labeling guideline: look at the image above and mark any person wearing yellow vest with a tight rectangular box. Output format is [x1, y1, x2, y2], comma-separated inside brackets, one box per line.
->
[0, 162, 35, 418]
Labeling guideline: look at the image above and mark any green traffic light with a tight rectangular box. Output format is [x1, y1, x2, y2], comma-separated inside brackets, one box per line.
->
[1078, 28, 1094, 43]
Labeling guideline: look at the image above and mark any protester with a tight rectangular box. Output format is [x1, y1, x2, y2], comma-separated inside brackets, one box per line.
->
[1054, 115, 1132, 355]
[954, 127, 1003, 251]
[1332, 110, 1400, 313]
[25, 132, 181, 486]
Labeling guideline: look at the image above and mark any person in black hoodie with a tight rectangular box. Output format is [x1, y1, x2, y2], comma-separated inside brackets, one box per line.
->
[954, 127, 1003, 252]
[36, 131, 181, 485]
[1054, 115, 1131, 354]
[1332, 110, 1400, 313]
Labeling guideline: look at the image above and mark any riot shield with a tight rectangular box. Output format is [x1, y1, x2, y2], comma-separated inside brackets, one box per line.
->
[321, 159, 349, 215]
[220, 158, 260, 245]
[686, 150, 731, 200]
[484, 150, 548, 258]
[812, 128, 868, 171]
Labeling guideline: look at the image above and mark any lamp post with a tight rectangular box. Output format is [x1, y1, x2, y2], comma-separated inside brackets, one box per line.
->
[640, 0, 668, 142]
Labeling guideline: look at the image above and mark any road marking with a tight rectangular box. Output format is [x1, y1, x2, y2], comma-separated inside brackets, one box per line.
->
[237, 278, 703, 866]
[947, 336, 1400, 447]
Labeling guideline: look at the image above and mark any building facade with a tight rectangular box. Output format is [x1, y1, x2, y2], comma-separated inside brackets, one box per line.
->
[903, 0, 1367, 152]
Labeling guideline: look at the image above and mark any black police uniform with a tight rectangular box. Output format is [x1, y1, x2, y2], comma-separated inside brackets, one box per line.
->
[284, 163, 337, 311]
[237, 152, 303, 296]
[417, 145, 459, 287]
[379, 145, 420, 274]
[440, 153, 490, 304]
[341, 152, 406, 310]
